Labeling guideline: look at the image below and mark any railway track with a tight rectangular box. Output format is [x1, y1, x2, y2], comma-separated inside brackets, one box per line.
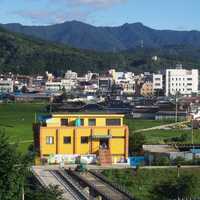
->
[32, 166, 134, 200]
[50, 170, 89, 200]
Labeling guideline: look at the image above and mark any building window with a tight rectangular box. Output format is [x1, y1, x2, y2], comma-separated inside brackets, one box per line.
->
[63, 136, 71, 144]
[106, 119, 121, 126]
[81, 136, 89, 144]
[88, 119, 96, 126]
[75, 118, 84, 126]
[61, 119, 68, 126]
[46, 136, 54, 144]
[80, 119, 84, 126]
[187, 83, 192, 86]
[187, 78, 192, 81]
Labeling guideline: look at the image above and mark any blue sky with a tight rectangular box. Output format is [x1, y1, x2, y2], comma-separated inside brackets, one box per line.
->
[0, 0, 199, 30]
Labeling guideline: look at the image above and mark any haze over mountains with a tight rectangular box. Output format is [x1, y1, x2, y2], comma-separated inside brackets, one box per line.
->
[1, 21, 200, 52]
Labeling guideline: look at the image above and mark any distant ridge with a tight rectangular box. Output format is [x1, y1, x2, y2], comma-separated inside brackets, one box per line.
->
[1, 21, 200, 51]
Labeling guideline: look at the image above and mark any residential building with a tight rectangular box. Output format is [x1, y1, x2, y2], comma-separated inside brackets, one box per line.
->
[64, 70, 78, 80]
[33, 114, 129, 164]
[98, 77, 113, 93]
[140, 81, 153, 96]
[61, 79, 77, 91]
[165, 68, 199, 96]
[0, 79, 13, 93]
[45, 82, 62, 92]
[153, 74, 163, 91]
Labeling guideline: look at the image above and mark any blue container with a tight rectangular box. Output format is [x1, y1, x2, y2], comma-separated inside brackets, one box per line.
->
[128, 156, 145, 166]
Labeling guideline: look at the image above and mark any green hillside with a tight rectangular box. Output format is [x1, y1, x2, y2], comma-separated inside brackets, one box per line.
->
[0, 27, 200, 75]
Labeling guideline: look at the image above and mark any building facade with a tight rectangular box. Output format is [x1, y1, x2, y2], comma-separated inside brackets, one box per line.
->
[165, 69, 199, 96]
[45, 82, 62, 92]
[140, 81, 153, 96]
[153, 74, 163, 91]
[33, 114, 129, 164]
[0, 79, 13, 93]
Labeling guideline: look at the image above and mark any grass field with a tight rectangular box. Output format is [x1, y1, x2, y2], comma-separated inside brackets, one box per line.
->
[0, 103, 47, 152]
[103, 168, 200, 200]
[125, 118, 200, 144]
[141, 129, 200, 144]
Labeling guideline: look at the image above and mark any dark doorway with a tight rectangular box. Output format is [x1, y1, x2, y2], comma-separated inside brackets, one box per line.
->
[100, 139, 109, 149]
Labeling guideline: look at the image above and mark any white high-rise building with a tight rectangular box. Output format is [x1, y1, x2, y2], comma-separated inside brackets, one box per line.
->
[165, 68, 199, 96]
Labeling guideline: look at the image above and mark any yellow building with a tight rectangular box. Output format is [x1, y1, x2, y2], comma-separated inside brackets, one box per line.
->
[33, 114, 129, 164]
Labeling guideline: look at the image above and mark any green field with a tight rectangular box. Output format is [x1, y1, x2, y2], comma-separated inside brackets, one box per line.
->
[141, 129, 200, 144]
[0, 103, 47, 152]
[103, 168, 200, 200]
[125, 118, 200, 144]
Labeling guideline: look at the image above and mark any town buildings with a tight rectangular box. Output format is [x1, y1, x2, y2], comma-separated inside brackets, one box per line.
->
[0, 66, 199, 100]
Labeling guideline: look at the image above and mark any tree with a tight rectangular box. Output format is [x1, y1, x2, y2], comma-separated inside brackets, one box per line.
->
[151, 174, 197, 200]
[129, 131, 146, 155]
[0, 130, 64, 200]
[25, 185, 64, 200]
[21, 85, 29, 93]
[0, 130, 26, 200]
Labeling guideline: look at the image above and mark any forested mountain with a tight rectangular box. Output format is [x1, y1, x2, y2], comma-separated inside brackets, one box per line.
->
[0, 26, 200, 75]
[2, 21, 200, 51]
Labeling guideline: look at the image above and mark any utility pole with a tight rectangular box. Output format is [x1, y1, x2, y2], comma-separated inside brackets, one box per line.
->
[175, 96, 178, 123]
[22, 183, 24, 200]
[192, 119, 194, 149]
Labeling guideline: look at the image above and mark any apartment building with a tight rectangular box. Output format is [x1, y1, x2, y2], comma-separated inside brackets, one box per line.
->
[33, 114, 129, 164]
[165, 69, 199, 96]
[0, 79, 13, 93]
[45, 82, 62, 92]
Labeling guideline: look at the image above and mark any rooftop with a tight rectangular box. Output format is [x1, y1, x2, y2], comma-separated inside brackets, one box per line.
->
[52, 113, 124, 118]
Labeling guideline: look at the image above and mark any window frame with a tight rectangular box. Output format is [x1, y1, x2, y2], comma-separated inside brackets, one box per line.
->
[106, 119, 121, 126]
[63, 136, 71, 144]
[46, 136, 54, 145]
[88, 118, 96, 126]
[81, 136, 89, 144]
[61, 118, 68, 126]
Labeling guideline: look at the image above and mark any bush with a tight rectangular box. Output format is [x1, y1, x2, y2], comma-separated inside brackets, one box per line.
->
[153, 157, 171, 166]
[164, 133, 189, 143]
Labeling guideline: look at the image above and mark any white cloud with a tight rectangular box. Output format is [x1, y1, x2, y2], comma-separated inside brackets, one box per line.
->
[59, 0, 127, 8]
[12, 0, 127, 25]
[13, 9, 92, 25]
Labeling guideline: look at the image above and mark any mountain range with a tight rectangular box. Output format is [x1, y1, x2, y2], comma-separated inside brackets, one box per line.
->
[2, 21, 200, 51]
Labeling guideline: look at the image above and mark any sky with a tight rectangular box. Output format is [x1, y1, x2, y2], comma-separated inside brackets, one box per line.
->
[0, 0, 199, 30]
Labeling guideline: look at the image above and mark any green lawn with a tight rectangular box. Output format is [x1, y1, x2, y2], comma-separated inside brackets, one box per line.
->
[0, 103, 47, 152]
[103, 168, 200, 200]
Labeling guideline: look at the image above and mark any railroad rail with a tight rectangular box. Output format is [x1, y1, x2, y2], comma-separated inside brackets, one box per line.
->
[67, 169, 134, 200]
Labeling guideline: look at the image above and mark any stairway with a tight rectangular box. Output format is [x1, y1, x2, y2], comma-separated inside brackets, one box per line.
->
[99, 149, 112, 165]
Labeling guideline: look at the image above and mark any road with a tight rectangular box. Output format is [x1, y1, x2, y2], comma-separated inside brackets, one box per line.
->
[134, 120, 189, 133]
